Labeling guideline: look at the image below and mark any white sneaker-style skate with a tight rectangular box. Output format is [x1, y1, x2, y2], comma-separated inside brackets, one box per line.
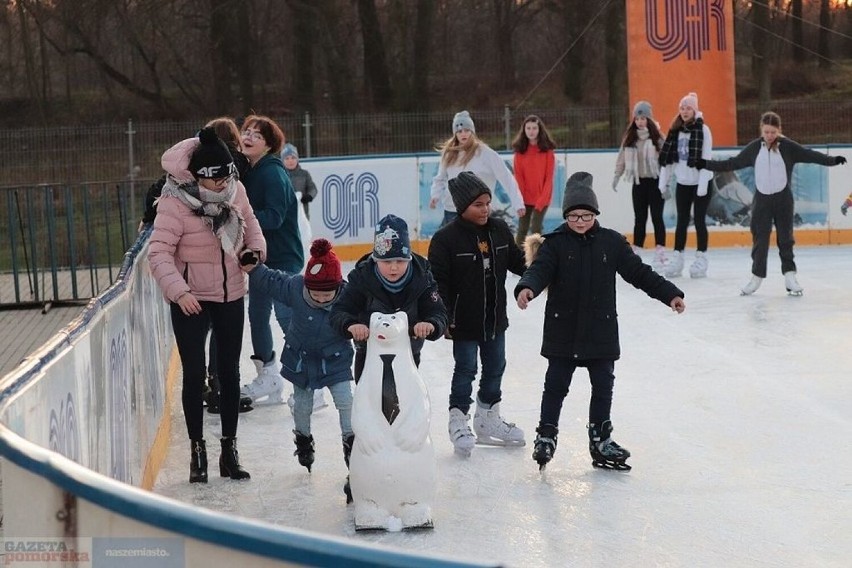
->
[472, 398, 526, 447]
[241, 355, 284, 404]
[784, 271, 803, 296]
[448, 408, 476, 457]
[288, 389, 328, 413]
[664, 250, 684, 278]
[651, 245, 669, 272]
[689, 251, 708, 278]
[740, 275, 763, 296]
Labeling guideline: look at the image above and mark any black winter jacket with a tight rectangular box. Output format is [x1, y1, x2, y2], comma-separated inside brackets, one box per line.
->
[515, 222, 684, 361]
[329, 253, 447, 356]
[428, 216, 526, 341]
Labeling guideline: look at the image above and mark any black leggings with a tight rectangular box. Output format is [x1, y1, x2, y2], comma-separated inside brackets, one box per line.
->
[632, 177, 666, 248]
[674, 183, 710, 252]
[171, 298, 245, 440]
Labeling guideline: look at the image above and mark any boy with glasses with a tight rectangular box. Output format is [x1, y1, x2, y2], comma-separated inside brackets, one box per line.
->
[515, 172, 686, 472]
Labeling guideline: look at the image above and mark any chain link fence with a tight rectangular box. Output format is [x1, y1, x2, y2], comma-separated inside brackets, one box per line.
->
[1, 101, 849, 187]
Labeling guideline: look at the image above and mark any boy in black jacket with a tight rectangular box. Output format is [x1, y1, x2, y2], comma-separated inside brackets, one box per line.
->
[330, 214, 447, 381]
[428, 172, 527, 457]
[516, 172, 686, 471]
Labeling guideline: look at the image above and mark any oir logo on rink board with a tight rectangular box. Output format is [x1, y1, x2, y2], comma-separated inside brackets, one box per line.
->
[321, 172, 381, 238]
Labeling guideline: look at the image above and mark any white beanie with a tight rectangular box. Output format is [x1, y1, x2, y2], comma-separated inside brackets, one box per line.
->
[679, 92, 699, 112]
[452, 110, 476, 133]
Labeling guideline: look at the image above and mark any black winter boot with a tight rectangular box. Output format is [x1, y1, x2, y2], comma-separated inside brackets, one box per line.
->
[293, 430, 315, 472]
[219, 437, 251, 480]
[532, 424, 558, 471]
[588, 420, 631, 471]
[189, 439, 208, 483]
[342, 434, 355, 503]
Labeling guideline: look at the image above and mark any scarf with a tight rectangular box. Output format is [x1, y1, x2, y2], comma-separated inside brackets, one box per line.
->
[374, 263, 413, 294]
[159, 176, 245, 256]
[659, 116, 704, 168]
[623, 128, 660, 183]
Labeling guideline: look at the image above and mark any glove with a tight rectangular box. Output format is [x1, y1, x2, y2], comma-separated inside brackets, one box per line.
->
[836, 156, 847, 165]
[611, 175, 620, 192]
[694, 158, 707, 170]
[301, 194, 314, 204]
[661, 188, 671, 200]
[239, 250, 259, 266]
[842, 203, 849, 216]
[697, 184, 708, 198]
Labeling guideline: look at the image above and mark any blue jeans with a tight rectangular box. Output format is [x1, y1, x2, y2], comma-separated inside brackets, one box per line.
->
[539, 357, 615, 428]
[449, 333, 506, 414]
[248, 279, 292, 363]
[292, 381, 353, 437]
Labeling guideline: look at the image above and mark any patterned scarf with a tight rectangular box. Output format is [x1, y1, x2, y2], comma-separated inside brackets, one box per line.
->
[659, 116, 705, 168]
[159, 176, 245, 256]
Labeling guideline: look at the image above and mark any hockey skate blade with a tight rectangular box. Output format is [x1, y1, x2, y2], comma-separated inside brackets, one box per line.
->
[355, 520, 434, 532]
[592, 460, 632, 472]
[475, 436, 526, 447]
[786, 290, 803, 297]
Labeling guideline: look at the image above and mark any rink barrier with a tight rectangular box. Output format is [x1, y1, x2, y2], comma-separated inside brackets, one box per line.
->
[0, 229, 499, 567]
[298, 145, 852, 260]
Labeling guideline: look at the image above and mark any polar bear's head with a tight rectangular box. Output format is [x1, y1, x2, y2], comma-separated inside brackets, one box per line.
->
[368, 312, 410, 353]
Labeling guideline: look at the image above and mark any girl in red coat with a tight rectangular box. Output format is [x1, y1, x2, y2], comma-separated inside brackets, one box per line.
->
[511, 115, 556, 247]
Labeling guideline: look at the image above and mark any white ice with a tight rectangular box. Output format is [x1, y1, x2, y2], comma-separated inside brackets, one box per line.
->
[154, 245, 852, 567]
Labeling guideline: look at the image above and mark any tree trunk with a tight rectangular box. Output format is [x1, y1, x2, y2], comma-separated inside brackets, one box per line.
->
[16, 1, 45, 123]
[209, 0, 234, 114]
[235, 0, 254, 113]
[752, 0, 772, 106]
[356, 0, 393, 109]
[818, 0, 831, 69]
[411, 0, 435, 111]
[493, 0, 517, 90]
[791, 0, 804, 62]
[605, 0, 627, 146]
[561, 0, 586, 103]
[289, 1, 317, 112]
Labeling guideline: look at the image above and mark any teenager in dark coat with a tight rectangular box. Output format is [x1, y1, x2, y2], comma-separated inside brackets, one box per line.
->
[516, 172, 686, 472]
[428, 171, 527, 456]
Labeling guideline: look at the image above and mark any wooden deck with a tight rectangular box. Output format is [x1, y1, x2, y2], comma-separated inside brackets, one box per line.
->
[0, 266, 118, 308]
[0, 305, 86, 379]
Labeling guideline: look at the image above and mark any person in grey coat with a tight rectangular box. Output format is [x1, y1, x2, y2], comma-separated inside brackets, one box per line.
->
[515, 172, 686, 472]
[696, 111, 847, 296]
[282, 143, 318, 219]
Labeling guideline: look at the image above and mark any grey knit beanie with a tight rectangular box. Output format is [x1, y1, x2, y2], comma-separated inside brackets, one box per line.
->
[561, 172, 600, 216]
[452, 110, 476, 134]
[449, 171, 491, 214]
[633, 101, 653, 120]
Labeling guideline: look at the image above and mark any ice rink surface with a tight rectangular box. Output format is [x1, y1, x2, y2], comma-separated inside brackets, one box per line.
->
[154, 245, 852, 567]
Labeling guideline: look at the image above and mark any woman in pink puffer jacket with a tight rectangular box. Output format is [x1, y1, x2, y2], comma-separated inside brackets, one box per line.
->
[148, 127, 265, 484]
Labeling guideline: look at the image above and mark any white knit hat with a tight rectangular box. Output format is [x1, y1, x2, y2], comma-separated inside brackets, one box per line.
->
[679, 92, 699, 111]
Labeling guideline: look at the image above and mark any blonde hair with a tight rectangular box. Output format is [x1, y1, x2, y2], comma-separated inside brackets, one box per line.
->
[437, 132, 482, 168]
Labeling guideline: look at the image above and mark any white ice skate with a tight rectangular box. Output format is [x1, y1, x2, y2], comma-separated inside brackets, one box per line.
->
[651, 245, 669, 272]
[472, 398, 525, 447]
[689, 251, 708, 278]
[287, 389, 329, 413]
[664, 250, 684, 278]
[740, 275, 763, 296]
[448, 408, 476, 457]
[784, 271, 803, 296]
[241, 355, 284, 404]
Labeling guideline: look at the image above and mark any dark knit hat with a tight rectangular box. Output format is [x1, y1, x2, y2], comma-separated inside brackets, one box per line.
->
[561, 172, 600, 216]
[189, 127, 235, 179]
[304, 238, 343, 291]
[449, 171, 491, 214]
[372, 214, 412, 261]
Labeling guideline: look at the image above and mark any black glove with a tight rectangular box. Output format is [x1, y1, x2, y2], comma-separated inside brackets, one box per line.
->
[694, 158, 707, 170]
[239, 250, 259, 266]
[835, 156, 847, 165]
[301, 194, 313, 204]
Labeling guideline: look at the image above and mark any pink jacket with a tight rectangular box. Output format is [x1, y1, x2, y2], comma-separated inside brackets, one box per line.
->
[148, 138, 266, 303]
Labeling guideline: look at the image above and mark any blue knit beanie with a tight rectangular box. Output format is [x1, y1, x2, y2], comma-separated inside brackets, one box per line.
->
[281, 143, 299, 159]
[372, 214, 412, 261]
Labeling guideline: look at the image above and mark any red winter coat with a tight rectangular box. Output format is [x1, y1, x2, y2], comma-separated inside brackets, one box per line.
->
[513, 146, 555, 212]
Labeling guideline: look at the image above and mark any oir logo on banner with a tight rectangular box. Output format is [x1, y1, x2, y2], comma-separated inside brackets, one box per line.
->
[321, 172, 381, 238]
[645, 0, 728, 61]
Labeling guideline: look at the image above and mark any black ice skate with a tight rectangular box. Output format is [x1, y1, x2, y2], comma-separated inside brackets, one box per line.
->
[588, 421, 631, 471]
[343, 434, 354, 504]
[204, 373, 253, 414]
[532, 424, 558, 471]
[293, 430, 315, 472]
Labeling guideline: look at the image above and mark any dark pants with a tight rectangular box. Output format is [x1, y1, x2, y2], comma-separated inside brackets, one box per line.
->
[538, 357, 615, 428]
[749, 189, 796, 278]
[516, 205, 547, 247]
[171, 298, 245, 440]
[449, 333, 506, 414]
[632, 177, 666, 248]
[354, 344, 421, 383]
[674, 183, 710, 252]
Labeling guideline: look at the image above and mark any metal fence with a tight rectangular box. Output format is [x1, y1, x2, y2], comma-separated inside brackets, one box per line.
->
[2, 101, 849, 188]
[0, 180, 152, 308]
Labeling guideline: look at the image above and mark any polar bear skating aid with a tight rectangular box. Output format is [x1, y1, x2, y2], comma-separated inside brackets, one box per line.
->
[349, 312, 436, 531]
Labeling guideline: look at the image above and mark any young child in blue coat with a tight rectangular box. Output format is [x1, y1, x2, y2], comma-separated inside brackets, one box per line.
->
[243, 238, 354, 500]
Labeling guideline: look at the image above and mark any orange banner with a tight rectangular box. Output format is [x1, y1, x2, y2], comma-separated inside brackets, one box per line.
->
[627, 0, 737, 145]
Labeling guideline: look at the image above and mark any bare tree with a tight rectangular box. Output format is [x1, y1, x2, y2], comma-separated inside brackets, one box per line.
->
[751, 0, 772, 106]
[818, 0, 831, 69]
[605, 0, 627, 144]
[287, 0, 317, 112]
[491, 0, 540, 91]
[356, 0, 393, 109]
[791, 0, 804, 62]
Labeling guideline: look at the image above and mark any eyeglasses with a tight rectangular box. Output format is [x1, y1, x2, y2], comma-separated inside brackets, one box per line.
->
[566, 213, 595, 222]
[241, 129, 264, 142]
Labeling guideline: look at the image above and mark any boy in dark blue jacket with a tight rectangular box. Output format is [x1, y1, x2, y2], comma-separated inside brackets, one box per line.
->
[516, 172, 686, 472]
[428, 172, 527, 457]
